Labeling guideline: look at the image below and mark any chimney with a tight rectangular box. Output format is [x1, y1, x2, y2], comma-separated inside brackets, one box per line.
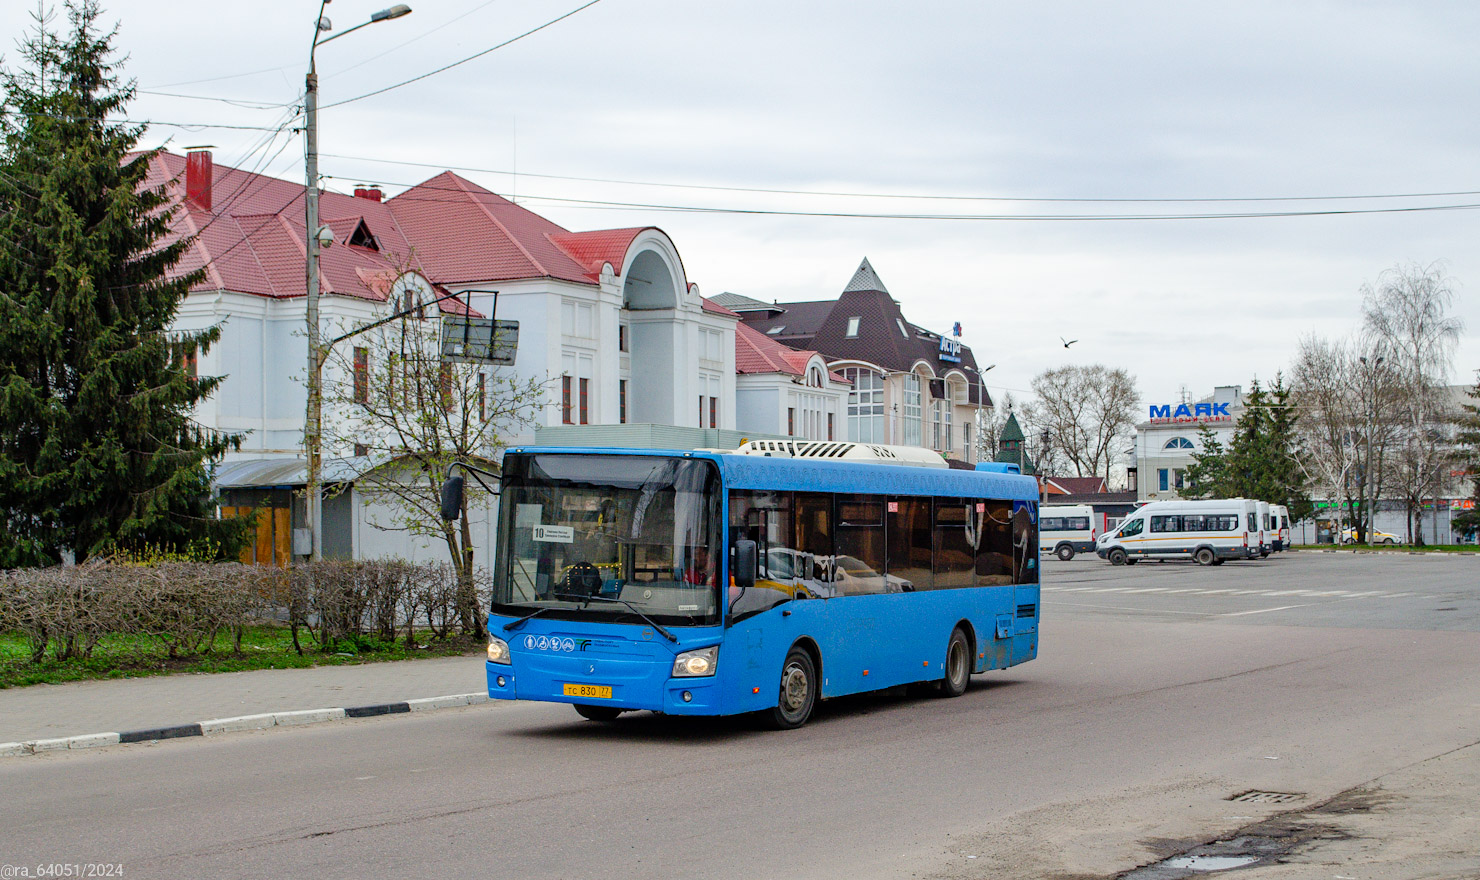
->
[354, 186, 383, 203]
[185, 150, 212, 212]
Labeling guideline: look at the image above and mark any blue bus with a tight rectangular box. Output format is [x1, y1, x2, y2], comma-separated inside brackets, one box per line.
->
[442, 447, 1041, 729]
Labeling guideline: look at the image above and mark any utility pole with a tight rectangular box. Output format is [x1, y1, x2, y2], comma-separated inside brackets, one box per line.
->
[302, 2, 411, 562]
[1360, 354, 1384, 543]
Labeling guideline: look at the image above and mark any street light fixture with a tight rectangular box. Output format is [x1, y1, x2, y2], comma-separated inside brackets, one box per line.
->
[304, 1, 412, 562]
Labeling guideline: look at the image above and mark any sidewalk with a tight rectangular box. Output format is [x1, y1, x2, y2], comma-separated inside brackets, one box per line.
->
[0, 654, 488, 746]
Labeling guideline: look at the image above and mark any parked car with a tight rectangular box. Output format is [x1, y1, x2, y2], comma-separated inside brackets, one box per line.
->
[1342, 528, 1399, 545]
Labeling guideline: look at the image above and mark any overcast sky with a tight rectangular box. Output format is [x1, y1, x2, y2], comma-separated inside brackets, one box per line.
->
[5, 0, 1478, 411]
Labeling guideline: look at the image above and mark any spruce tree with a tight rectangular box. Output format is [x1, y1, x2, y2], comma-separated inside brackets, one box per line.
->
[1183, 426, 1230, 498]
[0, 2, 247, 565]
[1177, 378, 1311, 521]
[1452, 374, 1480, 541]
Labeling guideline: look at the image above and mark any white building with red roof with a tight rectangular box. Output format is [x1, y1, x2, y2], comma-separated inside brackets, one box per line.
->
[734, 322, 851, 440]
[143, 149, 743, 562]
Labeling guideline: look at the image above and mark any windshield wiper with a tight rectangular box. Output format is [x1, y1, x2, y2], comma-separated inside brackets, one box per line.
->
[552, 592, 678, 642]
[503, 606, 555, 632]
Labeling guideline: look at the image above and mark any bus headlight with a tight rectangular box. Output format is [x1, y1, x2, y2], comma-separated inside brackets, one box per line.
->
[486, 636, 511, 664]
[672, 646, 718, 677]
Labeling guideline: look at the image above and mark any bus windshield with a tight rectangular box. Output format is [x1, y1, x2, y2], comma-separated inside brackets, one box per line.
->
[494, 454, 723, 627]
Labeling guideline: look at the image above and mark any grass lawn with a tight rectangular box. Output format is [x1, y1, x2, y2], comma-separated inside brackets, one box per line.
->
[0, 625, 483, 689]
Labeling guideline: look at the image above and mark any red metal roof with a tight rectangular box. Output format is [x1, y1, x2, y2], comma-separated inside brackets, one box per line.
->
[701, 297, 741, 318]
[385, 171, 594, 286]
[548, 228, 648, 280]
[137, 152, 679, 310]
[139, 151, 430, 305]
[735, 322, 848, 384]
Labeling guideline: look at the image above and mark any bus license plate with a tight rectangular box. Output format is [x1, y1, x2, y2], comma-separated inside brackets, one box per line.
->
[563, 683, 613, 699]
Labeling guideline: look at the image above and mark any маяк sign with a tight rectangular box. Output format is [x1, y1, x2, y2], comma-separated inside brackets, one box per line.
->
[1148, 402, 1233, 424]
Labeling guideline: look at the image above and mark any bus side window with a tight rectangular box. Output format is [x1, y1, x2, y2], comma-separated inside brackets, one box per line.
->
[728, 490, 798, 617]
[836, 496, 887, 595]
[887, 497, 934, 592]
[1012, 503, 1038, 584]
[976, 501, 1014, 586]
[793, 492, 834, 589]
[934, 498, 977, 589]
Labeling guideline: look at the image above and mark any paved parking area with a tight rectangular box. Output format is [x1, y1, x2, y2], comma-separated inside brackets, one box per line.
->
[1040, 550, 1480, 631]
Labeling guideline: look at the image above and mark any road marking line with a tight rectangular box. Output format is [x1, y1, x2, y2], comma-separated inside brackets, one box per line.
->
[1051, 601, 1209, 616]
[1221, 604, 1312, 617]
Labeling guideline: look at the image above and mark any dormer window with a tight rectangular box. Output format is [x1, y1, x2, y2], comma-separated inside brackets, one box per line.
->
[347, 219, 379, 251]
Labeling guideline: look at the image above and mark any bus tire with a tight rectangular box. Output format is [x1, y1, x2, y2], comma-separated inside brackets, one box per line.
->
[939, 627, 971, 698]
[574, 704, 623, 722]
[1056, 544, 1074, 561]
[1194, 547, 1215, 566]
[768, 645, 818, 730]
[1108, 549, 1127, 566]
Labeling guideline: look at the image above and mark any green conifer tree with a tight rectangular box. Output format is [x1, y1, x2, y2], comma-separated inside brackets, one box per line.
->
[1176, 378, 1311, 522]
[0, 2, 247, 565]
[1452, 374, 1480, 541]
[1183, 425, 1230, 498]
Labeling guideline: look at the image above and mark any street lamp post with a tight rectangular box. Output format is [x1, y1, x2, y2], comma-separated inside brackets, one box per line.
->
[303, 2, 411, 561]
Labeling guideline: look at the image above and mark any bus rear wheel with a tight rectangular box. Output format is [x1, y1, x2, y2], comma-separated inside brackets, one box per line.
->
[1056, 544, 1074, 561]
[939, 627, 971, 698]
[1108, 549, 1127, 565]
[1194, 547, 1215, 566]
[768, 646, 818, 730]
[574, 704, 623, 722]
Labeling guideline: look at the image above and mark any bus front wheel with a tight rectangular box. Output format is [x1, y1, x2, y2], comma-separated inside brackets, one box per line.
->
[768, 646, 818, 730]
[1108, 549, 1127, 566]
[939, 628, 971, 698]
[1056, 544, 1074, 561]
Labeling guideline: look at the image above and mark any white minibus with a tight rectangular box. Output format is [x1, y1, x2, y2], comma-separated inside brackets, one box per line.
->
[1040, 504, 1097, 561]
[1096, 498, 1259, 566]
[1271, 504, 1290, 551]
[1256, 501, 1272, 557]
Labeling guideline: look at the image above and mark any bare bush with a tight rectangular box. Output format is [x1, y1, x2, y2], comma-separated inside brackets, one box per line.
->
[0, 559, 482, 665]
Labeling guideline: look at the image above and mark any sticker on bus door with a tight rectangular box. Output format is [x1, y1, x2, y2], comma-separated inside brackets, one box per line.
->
[532, 525, 574, 543]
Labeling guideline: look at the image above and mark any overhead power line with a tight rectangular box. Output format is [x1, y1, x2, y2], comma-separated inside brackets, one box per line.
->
[320, 152, 1480, 206]
[318, 0, 607, 110]
[319, 174, 1480, 222]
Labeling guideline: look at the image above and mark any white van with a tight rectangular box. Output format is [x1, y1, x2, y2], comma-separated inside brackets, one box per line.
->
[1040, 504, 1097, 561]
[1271, 504, 1290, 551]
[1096, 498, 1259, 566]
[1256, 501, 1272, 557]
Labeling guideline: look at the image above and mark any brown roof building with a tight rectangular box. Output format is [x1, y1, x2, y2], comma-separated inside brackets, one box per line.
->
[715, 259, 992, 462]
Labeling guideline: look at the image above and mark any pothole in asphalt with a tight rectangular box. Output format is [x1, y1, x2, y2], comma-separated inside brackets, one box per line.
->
[1164, 855, 1260, 871]
[1116, 790, 1381, 880]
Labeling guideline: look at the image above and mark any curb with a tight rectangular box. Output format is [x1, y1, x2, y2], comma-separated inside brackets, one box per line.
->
[0, 692, 489, 759]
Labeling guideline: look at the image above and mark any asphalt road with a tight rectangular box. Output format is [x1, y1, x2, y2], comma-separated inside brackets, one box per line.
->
[3, 552, 1478, 880]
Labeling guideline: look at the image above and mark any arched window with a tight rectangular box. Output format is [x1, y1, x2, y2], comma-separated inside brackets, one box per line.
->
[807, 365, 824, 388]
[1164, 437, 1195, 450]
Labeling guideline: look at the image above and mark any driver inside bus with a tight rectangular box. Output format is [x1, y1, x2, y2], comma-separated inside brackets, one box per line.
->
[683, 546, 716, 586]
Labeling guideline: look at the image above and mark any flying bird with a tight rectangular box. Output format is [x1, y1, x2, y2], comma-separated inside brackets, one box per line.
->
[1061, 337, 1078, 349]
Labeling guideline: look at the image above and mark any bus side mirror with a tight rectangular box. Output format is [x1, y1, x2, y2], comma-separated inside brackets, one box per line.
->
[733, 539, 757, 590]
[440, 474, 465, 521]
